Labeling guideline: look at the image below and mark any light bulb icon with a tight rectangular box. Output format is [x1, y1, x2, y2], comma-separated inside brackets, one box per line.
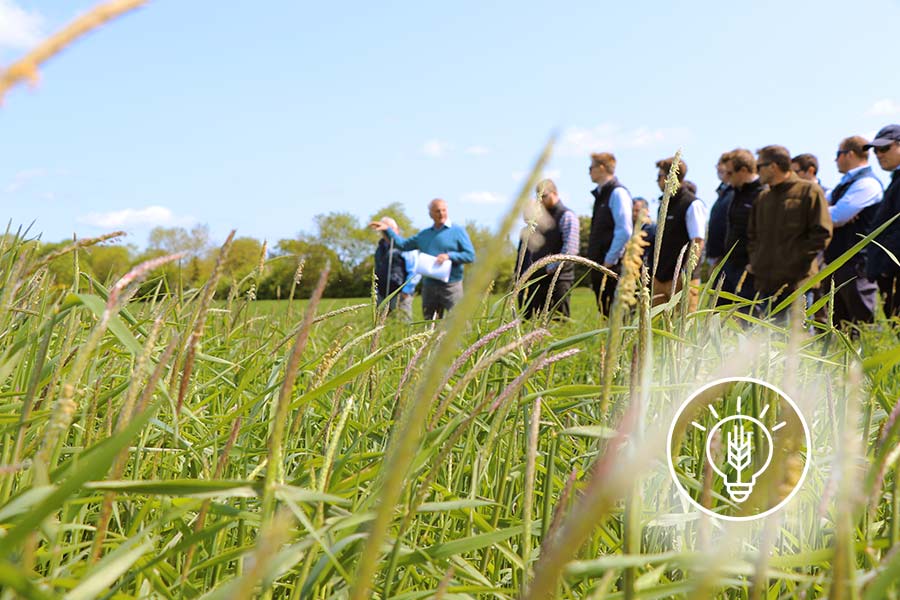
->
[669, 377, 811, 521]
[697, 396, 784, 504]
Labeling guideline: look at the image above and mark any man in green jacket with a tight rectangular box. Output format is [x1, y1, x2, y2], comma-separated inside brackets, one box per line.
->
[747, 145, 833, 312]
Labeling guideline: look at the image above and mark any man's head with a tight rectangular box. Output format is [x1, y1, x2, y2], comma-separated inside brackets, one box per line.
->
[536, 179, 559, 209]
[632, 196, 649, 222]
[865, 124, 900, 172]
[835, 136, 870, 174]
[589, 152, 616, 184]
[791, 153, 819, 181]
[756, 145, 792, 186]
[379, 216, 400, 234]
[655, 156, 688, 192]
[725, 149, 758, 187]
[428, 199, 449, 227]
[717, 152, 733, 185]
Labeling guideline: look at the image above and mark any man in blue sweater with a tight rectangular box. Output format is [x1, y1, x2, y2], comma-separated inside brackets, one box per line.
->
[370, 199, 476, 319]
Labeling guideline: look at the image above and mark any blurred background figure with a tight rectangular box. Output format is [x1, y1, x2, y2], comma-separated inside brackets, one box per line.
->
[520, 179, 580, 319]
[722, 149, 761, 302]
[632, 197, 656, 268]
[651, 156, 706, 311]
[706, 152, 734, 268]
[373, 216, 420, 319]
[865, 125, 900, 318]
[791, 153, 829, 195]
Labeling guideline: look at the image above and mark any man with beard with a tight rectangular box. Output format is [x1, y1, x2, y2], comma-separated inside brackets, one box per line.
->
[748, 145, 832, 313]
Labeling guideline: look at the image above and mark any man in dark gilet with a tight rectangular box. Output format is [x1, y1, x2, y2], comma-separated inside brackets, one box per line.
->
[721, 149, 762, 301]
[823, 136, 883, 326]
[521, 179, 580, 318]
[586, 152, 633, 314]
[651, 156, 706, 311]
[865, 124, 900, 318]
[707, 153, 734, 268]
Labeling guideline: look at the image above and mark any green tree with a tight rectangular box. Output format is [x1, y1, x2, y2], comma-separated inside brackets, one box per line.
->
[314, 212, 371, 267]
[87, 245, 133, 284]
[147, 224, 211, 258]
[266, 238, 342, 298]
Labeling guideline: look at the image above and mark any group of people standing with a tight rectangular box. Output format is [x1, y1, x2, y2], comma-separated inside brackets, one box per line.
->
[369, 123, 900, 327]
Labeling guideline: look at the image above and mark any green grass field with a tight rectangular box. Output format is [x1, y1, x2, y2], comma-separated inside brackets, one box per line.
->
[4, 221, 900, 600]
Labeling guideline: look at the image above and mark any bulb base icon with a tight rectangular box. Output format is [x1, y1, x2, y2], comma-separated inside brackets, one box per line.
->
[725, 482, 754, 503]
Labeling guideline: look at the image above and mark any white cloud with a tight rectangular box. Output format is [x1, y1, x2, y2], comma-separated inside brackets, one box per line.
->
[461, 191, 506, 205]
[558, 123, 690, 156]
[422, 139, 449, 158]
[0, 0, 44, 50]
[867, 99, 900, 117]
[78, 205, 195, 229]
[4, 167, 48, 193]
[465, 145, 490, 156]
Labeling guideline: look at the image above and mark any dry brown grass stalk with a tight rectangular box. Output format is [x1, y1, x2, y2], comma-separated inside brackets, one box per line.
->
[0, 1, 147, 102]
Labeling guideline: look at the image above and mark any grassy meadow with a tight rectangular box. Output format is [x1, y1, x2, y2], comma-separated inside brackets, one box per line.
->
[5, 4, 900, 599]
[3, 199, 900, 600]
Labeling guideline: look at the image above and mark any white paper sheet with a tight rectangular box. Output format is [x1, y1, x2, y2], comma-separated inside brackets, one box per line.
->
[414, 252, 452, 283]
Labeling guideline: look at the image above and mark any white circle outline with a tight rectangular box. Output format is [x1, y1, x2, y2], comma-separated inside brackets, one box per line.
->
[665, 376, 812, 522]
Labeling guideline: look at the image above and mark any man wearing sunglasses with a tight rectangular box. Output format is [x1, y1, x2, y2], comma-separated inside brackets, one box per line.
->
[865, 125, 900, 317]
[747, 145, 833, 314]
[822, 136, 883, 326]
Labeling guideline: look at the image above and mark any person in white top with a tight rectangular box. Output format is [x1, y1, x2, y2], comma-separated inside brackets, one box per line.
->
[821, 135, 883, 325]
[651, 156, 708, 312]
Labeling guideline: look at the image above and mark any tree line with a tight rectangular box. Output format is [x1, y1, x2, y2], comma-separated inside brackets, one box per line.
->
[32, 203, 601, 299]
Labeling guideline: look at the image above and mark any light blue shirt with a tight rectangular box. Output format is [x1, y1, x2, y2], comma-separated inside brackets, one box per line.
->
[605, 187, 633, 264]
[826, 166, 883, 227]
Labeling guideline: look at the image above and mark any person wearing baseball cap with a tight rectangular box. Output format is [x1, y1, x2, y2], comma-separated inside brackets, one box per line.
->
[865, 124, 900, 317]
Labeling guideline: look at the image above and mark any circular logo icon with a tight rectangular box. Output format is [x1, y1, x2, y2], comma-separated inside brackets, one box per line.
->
[666, 377, 810, 521]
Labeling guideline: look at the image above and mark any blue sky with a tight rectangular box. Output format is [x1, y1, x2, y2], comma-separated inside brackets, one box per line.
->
[2, 0, 899, 249]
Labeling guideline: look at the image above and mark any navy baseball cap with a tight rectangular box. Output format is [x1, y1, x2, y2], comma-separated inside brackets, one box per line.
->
[864, 124, 900, 149]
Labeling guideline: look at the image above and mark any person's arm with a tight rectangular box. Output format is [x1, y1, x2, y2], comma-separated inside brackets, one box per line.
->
[603, 187, 634, 265]
[828, 178, 883, 227]
[382, 227, 420, 251]
[686, 200, 707, 256]
[800, 188, 833, 261]
[547, 210, 580, 272]
[445, 227, 476, 264]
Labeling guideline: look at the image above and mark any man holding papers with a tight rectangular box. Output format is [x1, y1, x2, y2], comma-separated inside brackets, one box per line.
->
[370, 199, 476, 319]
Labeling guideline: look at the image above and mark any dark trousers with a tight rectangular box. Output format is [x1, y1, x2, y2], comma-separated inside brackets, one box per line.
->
[422, 280, 463, 320]
[823, 261, 877, 325]
[522, 273, 572, 319]
[719, 262, 756, 300]
[591, 264, 619, 316]
[755, 286, 813, 324]
[878, 275, 900, 319]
